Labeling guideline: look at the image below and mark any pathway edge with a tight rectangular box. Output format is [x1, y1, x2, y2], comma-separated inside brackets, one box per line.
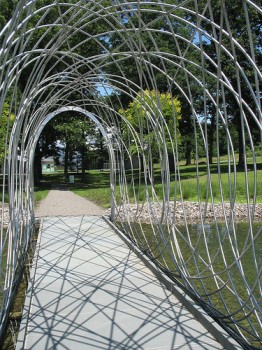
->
[103, 216, 243, 350]
[15, 219, 44, 350]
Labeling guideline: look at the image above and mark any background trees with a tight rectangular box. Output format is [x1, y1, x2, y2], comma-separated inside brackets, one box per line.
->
[1, 0, 260, 178]
[184, 0, 262, 166]
[19, 1, 111, 180]
[0, 103, 15, 170]
[36, 111, 103, 179]
[119, 89, 182, 167]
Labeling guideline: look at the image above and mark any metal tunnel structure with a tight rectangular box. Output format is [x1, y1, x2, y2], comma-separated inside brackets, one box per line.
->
[0, 1, 261, 348]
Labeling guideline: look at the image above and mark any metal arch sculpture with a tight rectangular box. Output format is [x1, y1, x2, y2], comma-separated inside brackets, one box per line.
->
[0, 1, 261, 348]
[25, 105, 117, 221]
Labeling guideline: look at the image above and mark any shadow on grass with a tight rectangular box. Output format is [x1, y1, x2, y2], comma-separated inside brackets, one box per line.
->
[39, 171, 111, 190]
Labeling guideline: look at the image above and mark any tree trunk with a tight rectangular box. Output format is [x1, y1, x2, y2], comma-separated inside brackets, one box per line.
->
[208, 116, 215, 164]
[34, 157, 42, 185]
[64, 144, 69, 178]
[185, 142, 192, 165]
[81, 146, 85, 179]
[237, 121, 244, 167]
[98, 130, 104, 171]
[168, 154, 175, 172]
[34, 144, 42, 185]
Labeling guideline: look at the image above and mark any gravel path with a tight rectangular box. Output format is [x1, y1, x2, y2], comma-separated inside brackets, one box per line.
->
[34, 190, 107, 217]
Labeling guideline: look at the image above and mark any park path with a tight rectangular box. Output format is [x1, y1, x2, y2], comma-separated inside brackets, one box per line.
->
[16, 215, 240, 350]
[15, 190, 241, 349]
[34, 189, 108, 217]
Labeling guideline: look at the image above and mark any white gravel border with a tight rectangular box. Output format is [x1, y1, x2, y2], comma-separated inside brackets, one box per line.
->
[1, 192, 262, 226]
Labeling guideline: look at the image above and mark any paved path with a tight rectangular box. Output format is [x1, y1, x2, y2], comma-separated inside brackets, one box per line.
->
[16, 216, 239, 350]
[34, 190, 107, 217]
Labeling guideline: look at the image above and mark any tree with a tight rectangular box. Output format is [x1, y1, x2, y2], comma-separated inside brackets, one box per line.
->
[107, 1, 195, 96]
[0, 103, 15, 168]
[119, 89, 182, 169]
[185, 0, 262, 166]
[0, 1, 17, 30]
[15, 1, 112, 181]
[34, 121, 59, 184]
[104, 1, 201, 166]
[49, 112, 94, 178]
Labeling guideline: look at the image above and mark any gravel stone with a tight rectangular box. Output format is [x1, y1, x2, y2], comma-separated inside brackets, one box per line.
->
[0, 203, 9, 226]
[2, 192, 262, 226]
[111, 201, 262, 224]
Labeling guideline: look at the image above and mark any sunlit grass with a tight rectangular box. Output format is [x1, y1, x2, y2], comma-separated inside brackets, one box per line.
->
[73, 187, 112, 208]
[34, 188, 49, 203]
[34, 157, 262, 207]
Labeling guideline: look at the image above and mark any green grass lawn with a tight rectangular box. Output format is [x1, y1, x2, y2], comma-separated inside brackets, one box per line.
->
[35, 158, 262, 207]
[1, 156, 260, 207]
[34, 187, 50, 203]
[75, 161, 262, 206]
[35, 170, 113, 207]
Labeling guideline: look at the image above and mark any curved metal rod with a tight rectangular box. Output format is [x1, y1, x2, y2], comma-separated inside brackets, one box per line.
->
[0, 1, 261, 348]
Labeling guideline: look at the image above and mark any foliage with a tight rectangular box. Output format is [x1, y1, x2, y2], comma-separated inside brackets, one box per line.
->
[53, 113, 92, 153]
[119, 89, 182, 158]
[106, 1, 194, 96]
[0, 103, 15, 165]
[44, 112, 94, 175]
[2, 0, 261, 170]
[0, 1, 17, 30]
[185, 0, 262, 166]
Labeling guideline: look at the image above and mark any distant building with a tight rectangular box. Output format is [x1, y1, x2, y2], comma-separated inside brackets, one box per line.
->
[42, 156, 55, 173]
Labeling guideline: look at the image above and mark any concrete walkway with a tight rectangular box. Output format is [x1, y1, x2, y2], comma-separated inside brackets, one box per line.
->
[16, 216, 239, 350]
[34, 190, 107, 217]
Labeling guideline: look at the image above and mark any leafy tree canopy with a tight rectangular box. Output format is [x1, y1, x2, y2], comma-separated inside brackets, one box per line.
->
[119, 89, 181, 157]
[0, 103, 15, 165]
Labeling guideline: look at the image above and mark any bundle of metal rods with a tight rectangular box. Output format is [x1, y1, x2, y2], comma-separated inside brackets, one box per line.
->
[0, 1, 261, 348]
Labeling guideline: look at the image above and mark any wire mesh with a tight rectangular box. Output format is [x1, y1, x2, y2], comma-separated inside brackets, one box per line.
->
[0, 1, 261, 348]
